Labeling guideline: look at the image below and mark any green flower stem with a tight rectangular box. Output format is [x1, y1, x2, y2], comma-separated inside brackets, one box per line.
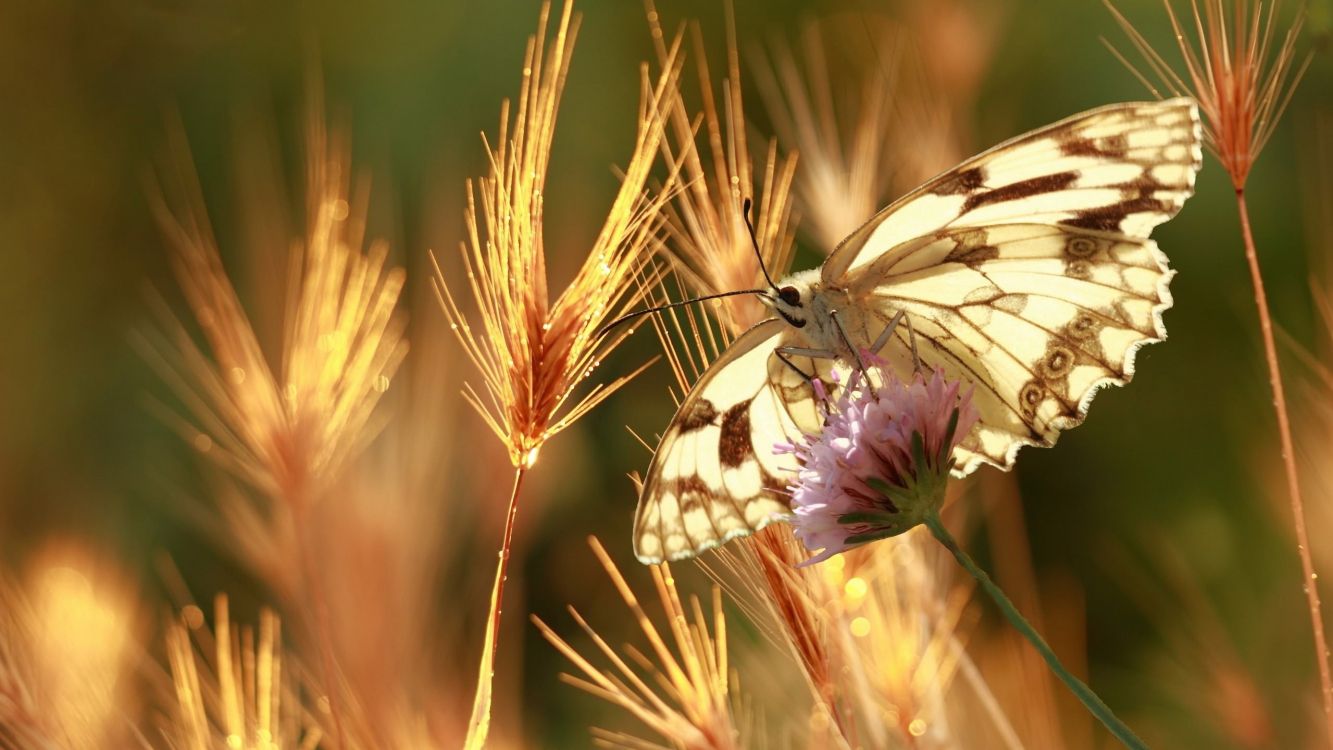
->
[923, 511, 1148, 750]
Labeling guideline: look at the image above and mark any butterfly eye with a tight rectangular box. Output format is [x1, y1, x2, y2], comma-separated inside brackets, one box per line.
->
[778, 286, 801, 306]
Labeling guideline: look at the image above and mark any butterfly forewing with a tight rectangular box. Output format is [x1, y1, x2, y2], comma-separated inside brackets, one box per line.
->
[823, 98, 1201, 279]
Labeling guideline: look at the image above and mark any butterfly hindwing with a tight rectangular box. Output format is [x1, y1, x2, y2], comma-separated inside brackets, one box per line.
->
[823, 98, 1201, 279]
[847, 223, 1174, 473]
[634, 319, 841, 564]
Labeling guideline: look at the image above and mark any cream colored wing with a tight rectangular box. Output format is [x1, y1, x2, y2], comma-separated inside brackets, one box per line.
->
[823, 98, 1202, 281]
[634, 318, 842, 564]
[845, 223, 1176, 474]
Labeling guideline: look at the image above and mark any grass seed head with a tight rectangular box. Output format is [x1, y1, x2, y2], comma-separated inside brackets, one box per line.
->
[533, 537, 743, 750]
[1105, 0, 1311, 189]
[146, 105, 407, 512]
[646, 0, 799, 336]
[158, 595, 327, 750]
[432, 0, 683, 469]
[750, 17, 909, 252]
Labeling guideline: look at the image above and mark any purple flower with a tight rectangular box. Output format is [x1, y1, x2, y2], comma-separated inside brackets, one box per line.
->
[779, 368, 979, 565]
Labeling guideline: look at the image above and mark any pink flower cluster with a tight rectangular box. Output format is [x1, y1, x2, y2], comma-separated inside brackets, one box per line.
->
[778, 368, 979, 565]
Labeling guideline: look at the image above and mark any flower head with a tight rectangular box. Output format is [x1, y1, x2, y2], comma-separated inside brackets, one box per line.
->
[782, 368, 979, 565]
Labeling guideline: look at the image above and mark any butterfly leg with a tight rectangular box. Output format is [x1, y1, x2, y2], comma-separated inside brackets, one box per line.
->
[776, 346, 838, 360]
[773, 350, 816, 384]
[828, 309, 871, 374]
[868, 309, 924, 374]
[775, 347, 841, 416]
[905, 315, 922, 373]
[775, 345, 839, 380]
[868, 309, 907, 357]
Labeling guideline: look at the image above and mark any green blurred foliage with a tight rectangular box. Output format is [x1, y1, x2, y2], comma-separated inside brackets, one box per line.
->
[1, 0, 1331, 746]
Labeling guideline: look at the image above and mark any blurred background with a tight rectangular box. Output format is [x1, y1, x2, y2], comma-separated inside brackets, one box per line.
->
[1, 0, 1332, 747]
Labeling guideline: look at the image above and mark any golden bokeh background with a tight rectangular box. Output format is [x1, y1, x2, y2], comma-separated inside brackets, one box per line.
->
[2, 0, 1332, 746]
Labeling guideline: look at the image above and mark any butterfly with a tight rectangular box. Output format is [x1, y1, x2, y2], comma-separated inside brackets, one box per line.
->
[633, 98, 1202, 564]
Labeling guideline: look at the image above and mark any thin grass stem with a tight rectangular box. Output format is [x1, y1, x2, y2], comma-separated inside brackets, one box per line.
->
[1235, 189, 1333, 737]
[923, 512, 1147, 750]
[464, 466, 528, 750]
[297, 509, 347, 750]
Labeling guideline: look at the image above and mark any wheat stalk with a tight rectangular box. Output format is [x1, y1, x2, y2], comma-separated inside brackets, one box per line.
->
[430, 2, 685, 744]
[1105, 1, 1325, 738]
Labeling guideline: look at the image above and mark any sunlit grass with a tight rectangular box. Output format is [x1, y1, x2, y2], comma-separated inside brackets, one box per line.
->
[158, 595, 324, 750]
[428, 1, 685, 744]
[534, 537, 743, 750]
[1106, 0, 1325, 737]
[0, 548, 135, 750]
[645, 0, 798, 333]
[0, 0, 1325, 747]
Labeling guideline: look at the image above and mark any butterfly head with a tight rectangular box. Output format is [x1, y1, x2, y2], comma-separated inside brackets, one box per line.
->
[764, 270, 820, 329]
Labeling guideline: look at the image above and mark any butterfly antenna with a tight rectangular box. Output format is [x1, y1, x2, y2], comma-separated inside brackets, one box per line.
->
[597, 288, 770, 338]
[742, 197, 781, 291]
